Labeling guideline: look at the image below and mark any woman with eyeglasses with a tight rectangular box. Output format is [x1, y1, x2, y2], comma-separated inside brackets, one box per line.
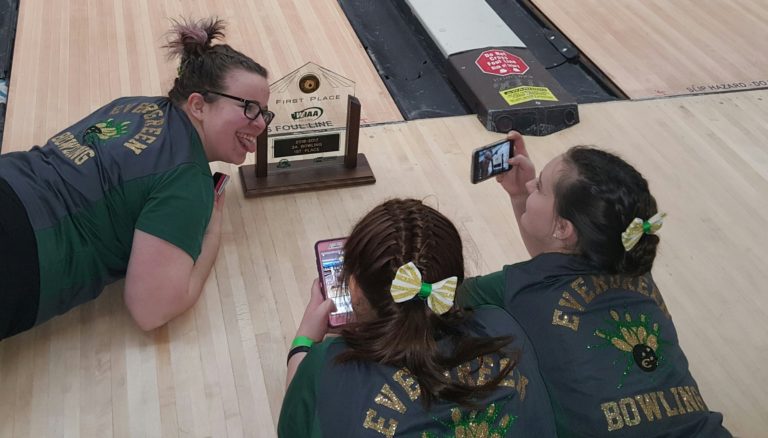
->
[0, 17, 273, 340]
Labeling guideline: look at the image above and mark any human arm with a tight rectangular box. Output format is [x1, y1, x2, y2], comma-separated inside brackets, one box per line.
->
[496, 131, 538, 257]
[279, 333, 331, 438]
[286, 278, 336, 387]
[456, 271, 507, 309]
[123, 191, 225, 331]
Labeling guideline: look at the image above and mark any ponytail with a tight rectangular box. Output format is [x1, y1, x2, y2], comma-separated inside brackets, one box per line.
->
[556, 147, 660, 276]
[338, 199, 516, 408]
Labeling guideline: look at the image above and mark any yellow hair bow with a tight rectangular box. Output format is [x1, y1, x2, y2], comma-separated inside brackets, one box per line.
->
[621, 212, 667, 251]
[390, 262, 457, 315]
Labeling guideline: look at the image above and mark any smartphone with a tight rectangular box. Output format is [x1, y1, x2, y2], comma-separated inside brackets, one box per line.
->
[470, 139, 513, 184]
[213, 172, 230, 196]
[314, 237, 353, 327]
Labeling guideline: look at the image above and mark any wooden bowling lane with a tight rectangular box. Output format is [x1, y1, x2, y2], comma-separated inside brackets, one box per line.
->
[1, 0, 401, 154]
[3, 90, 768, 436]
[531, 0, 768, 99]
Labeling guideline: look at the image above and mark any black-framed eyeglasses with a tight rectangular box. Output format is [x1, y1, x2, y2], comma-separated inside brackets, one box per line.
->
[203, 90, 275, 125]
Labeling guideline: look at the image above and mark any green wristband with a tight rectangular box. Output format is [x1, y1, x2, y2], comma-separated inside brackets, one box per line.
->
[291, 336, 315, 349]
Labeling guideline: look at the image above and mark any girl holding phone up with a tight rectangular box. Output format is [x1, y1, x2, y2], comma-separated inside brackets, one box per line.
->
[278, 198, 557, 437]
[456, 132, 731, 437]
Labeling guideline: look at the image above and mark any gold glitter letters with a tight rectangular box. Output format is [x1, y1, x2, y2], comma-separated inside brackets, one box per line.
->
[363, 409, 398, 438]
[690, 386, 708, 410]
[619, 398, 642, 427]
[558, 291, 586, 312]
[456, 362, 475, 386]
[363, 356, 530, 436]
[572, 277, 595, 304]
[476, 355, 493, 386]
[634, 393, 663, 421]
[601, 401, 625, 432]
[657, 390, 679, 416]
[601, 386, 708, 431]
[375, 384, 407, 414]
[393, 368, 420, 402]
[497, 358, 529, 401]
[553, 275, 673, 333]
[551, 309, 580, 331]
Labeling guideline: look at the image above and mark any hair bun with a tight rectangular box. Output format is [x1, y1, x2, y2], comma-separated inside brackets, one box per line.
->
[165, 17, 226, 60]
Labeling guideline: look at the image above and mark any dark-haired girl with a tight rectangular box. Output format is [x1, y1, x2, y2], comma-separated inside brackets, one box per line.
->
[278, 199, 557, 437]
[457, 132, 731, 437]
[0, 18, 272, 339]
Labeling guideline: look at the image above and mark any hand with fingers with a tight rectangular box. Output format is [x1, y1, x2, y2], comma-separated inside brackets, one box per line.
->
[295, 278, 336, 342]
[496, 131, 536, 200]
[285, 279, 337, 386]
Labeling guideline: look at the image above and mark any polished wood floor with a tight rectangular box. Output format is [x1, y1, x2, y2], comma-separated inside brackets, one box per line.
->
[532, 0, 768, 99]
[1, 0, 401, 154]
[2, 1, 767, 437]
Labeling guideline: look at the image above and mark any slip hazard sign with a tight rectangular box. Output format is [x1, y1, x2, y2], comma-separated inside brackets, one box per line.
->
[475, 50, 529, 76]
[500, 86, 558, 106]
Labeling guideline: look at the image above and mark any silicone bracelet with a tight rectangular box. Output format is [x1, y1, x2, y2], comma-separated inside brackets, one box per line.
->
[290, 335, 315, 349]
[286, 346, 311, 365]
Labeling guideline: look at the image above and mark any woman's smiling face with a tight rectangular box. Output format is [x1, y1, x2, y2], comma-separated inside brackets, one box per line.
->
[198, 69, 270, 164]
[519, 154, 571, 255]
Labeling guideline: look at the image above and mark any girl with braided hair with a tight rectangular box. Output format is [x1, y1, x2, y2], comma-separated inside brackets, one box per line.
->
[0, 17, 272, 339]
[457, 132, 731, 437]
[278, 198, 556, 437]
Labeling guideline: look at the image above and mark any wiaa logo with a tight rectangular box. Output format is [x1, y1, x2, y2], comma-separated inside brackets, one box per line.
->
[291, 107, 324, 121]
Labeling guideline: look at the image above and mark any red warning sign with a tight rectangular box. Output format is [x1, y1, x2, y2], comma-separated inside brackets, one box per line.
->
[475, 50, 529, 76]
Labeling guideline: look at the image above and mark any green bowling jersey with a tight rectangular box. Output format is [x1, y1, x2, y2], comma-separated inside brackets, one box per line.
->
[0, 96, 213, 325]
[457, 253, 731, 438]
[279, 306, 557, 437]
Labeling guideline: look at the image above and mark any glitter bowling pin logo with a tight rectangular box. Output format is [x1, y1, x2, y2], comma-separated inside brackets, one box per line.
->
[590, 310, 666, 388]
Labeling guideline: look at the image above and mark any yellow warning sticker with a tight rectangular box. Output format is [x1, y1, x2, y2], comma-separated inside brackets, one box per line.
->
[499, 86, 558, 106]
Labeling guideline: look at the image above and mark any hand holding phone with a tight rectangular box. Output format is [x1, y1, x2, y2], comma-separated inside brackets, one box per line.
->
[470, 138, 514, 184]
[315, 237, 353, 327]
[213, 172, 230, 197]
[495, 131, 535, 198]
[293, 279, 335, 343]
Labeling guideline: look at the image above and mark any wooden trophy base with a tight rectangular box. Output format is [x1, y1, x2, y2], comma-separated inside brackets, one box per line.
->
[239, 153, 375, 197]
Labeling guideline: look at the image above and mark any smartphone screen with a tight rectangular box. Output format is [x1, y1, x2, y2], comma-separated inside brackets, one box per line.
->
[315, 238, 353, 327]
[471, 139, 513, 183]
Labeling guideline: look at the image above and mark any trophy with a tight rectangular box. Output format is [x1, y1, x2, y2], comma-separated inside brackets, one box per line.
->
[239, 62, 375, 197]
